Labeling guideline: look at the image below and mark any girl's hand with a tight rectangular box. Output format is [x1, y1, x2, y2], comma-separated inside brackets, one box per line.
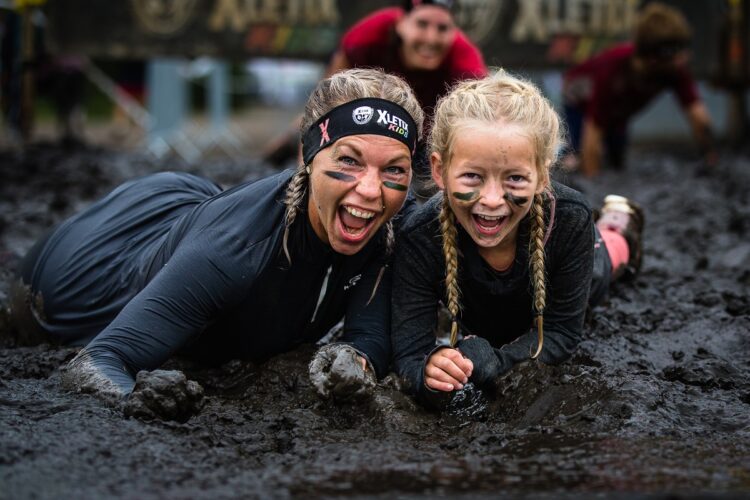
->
[424, 348, 474, 392]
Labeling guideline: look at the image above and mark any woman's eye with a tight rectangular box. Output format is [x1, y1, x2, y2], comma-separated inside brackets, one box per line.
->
[384, 166, 407, 177]
[338, 156, 358, 166]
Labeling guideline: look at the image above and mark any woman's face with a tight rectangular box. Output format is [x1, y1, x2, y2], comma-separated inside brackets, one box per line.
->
[431, 122, 546, 254]
[396, 5, 456, 71]
[307, 134, 412, 255]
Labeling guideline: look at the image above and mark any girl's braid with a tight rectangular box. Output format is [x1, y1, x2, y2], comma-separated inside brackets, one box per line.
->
[282, 167, 309, 265]
[439, 195, 461, 346]
[529, 192, 547, 359]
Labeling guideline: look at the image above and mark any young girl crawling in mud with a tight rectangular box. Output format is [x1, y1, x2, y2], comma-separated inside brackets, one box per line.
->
[9, 68, 424, 404]
[391, 70, 644, 403]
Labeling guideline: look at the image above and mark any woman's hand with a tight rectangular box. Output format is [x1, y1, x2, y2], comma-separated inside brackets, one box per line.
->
[424, 347, 473, 392]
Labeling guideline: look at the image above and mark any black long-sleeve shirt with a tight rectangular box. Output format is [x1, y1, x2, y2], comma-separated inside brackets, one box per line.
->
[391, 181, 595, 396]
[27, 170, 395, 392]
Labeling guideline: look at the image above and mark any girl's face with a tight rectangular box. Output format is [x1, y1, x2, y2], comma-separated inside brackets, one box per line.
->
[431, 122, 547, 255]
[307, 134, 412, 255]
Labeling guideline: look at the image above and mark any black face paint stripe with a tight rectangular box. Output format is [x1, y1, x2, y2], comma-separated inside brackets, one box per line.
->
[452, 191, 480, 202]
[324, 170, 356, 182]
[504, 192, 528, 206]
[383, 181, 408, 192]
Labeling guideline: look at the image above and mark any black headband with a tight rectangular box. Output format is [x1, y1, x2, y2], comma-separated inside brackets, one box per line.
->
[302, 98, 418, 165]
[403, 0, 455, 12]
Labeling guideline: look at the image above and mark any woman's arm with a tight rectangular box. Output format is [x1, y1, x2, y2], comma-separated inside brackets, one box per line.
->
[340, 258, 393, 379]
[63, 232, 267, 396]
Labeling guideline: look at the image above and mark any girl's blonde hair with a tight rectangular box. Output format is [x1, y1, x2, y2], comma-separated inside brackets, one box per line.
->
[283, 68, 423, 266]
[430, 69, 563, 357]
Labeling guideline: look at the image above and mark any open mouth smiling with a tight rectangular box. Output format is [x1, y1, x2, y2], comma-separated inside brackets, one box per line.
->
[338, 204, 378, 240]
[472, 213, 508, 235]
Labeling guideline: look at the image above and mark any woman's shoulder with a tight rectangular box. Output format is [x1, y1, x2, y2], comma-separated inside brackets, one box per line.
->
[178, 170, 294, 247]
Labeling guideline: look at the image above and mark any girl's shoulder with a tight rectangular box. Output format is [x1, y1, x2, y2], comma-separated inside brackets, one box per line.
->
[397, 194, 443, 238]
[549, 181, 593, 220]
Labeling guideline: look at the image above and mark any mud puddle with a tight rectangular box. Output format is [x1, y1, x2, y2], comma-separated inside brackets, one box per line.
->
[1, 142, 749, 498]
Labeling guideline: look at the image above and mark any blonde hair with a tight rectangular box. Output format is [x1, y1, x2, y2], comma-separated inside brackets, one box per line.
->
[430, 69, 563, 357]
[635, 2, 692, 48]
[283, 68, 423, 264]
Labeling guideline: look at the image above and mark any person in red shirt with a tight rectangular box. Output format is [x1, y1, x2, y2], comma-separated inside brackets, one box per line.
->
[562, 3, 716, 177]
[265, 0, 487, 189]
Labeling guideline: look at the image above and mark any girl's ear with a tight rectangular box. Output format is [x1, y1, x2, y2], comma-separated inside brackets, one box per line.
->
[431, 152, 446, 190]
[536, 159, 552, 194]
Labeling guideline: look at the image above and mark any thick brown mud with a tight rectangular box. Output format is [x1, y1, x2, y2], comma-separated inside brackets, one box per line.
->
[1, 142, 749, 498]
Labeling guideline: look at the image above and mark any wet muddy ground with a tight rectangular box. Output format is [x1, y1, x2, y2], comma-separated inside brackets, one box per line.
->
[0, 141, 749, 499]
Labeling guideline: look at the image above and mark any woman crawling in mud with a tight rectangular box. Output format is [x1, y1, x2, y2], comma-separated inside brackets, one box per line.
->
[391, 70, 644, 403]
[9, 68, 424, 403]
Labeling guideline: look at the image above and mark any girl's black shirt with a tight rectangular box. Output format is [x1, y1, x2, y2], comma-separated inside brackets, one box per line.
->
[391, 181, 595, 395]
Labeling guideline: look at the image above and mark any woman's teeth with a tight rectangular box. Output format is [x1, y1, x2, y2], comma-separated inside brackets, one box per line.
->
[344, 206, 375, 219]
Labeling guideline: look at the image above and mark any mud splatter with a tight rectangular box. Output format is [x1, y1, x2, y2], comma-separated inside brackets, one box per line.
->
[503, 192, 528, 206]
[323, 170, 356, 182]
[383, 180, 408, 192]
[452, 190, 480, 202]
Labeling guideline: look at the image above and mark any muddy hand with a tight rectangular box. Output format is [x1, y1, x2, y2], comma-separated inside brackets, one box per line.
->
[123, 369, 205, 422]
[308, 344, 376, 401]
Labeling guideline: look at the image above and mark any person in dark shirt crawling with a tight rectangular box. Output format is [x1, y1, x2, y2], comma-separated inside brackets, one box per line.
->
[9, 68, 424, 403]
[391, 71, 644, 406]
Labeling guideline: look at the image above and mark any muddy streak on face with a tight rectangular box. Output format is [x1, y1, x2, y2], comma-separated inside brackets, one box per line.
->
[452, 190, 480, 202]
[324, 171, 356, 182]
[383, 181, 407, 192]
[504, 192, 528, 206]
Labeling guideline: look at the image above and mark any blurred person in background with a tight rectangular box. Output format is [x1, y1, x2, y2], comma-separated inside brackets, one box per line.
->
[264, 0, 487, 194]
[561, 2, 716, 177]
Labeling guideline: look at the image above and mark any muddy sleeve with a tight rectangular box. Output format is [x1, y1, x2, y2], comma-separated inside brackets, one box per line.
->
[390, 230, 444, 398]
[341, 260, 392, 379]
[77, 231, 266, 394]
[498, 209, 595, 368]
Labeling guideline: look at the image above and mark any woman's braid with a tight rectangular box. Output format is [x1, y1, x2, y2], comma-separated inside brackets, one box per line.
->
[282, 167, 309, 265]
[529, 192, 547, 359]
[439, 195, 461, 346]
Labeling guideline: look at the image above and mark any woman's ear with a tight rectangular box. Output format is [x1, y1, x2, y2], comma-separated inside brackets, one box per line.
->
[431, 152, 446, 190]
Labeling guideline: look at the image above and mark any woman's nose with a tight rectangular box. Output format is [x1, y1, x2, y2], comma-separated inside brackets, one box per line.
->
[355, 168, 382, 199]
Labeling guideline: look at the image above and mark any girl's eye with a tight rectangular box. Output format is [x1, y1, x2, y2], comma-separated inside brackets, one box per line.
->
[508, 174, 528, 184]
[460, 172, 482, 184]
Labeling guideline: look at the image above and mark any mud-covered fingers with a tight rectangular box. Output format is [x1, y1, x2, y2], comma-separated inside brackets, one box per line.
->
[357, 355, 368, 372]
